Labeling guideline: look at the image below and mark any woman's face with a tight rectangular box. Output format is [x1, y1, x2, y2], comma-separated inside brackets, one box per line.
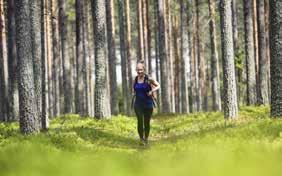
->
[136, 63, 145, 77]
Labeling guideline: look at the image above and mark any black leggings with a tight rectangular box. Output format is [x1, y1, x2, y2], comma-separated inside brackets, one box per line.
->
[134, 106, 153, 140]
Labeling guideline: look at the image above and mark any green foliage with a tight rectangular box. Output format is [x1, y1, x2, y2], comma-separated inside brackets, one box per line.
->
[0, 106, 281, 176]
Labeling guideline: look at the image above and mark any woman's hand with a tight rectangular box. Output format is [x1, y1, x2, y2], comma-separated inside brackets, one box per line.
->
[147, 91, 153, 97]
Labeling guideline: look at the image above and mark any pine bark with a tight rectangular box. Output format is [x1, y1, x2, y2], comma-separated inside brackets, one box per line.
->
[7, 0, 19, 121]
[208, 0, 222, 111]
[59, 0, 72, 113]
[30, 0, 43, 125]
[51, 0, 60, 116]
[180, 0, 190, 113]
[15, 0, 40, 133]
[243, 0, 257, 105]
[158, 0, 170, 113]
[269, 0, 282, 117]
[91, 0, 111, 118]
[219, 0, 238, 119]
[257, 0, 269, 104]
[106, 0, 118, 115]
[0, 0, 8, 121]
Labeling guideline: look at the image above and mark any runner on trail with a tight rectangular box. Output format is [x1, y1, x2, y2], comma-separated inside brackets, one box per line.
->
[132, 60, 160, 145]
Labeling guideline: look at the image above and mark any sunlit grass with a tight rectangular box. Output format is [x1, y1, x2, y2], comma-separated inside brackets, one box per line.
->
[0, 106, 281, 176]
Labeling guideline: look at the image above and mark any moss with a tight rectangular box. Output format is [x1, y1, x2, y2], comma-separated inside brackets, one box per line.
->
[0, 106, 281, 176]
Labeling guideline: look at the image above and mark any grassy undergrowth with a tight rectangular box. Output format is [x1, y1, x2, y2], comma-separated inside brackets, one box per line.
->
[0, 106, 281, 176]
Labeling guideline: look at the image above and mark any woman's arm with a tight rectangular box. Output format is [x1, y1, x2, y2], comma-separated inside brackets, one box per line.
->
[148, 77, 160, 92]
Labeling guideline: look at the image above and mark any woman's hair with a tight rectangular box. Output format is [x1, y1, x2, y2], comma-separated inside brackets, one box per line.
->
[136, 60, 146, 70]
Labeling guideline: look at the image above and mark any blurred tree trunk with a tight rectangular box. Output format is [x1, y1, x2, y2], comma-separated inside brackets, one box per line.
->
[157, 0, 171, 113]
[253, 0, 259, 98]
[125, 0, 133, 114]
[165, 0, 174, 112]
[59, 0, 72, 114]
[256, 0, 269, 105]
[30, 0, 43, 126]
[118, 0, 129, 115]
[51, 0, 60, 116]
[106, 0, 118, 115]
[41, 0, 49, 129]
[173, 15, 180, 113]
[7, 0, 19, 121]
[76, 0, 87, 116]
[243, 0, 257, 105]
[219, 0, 238, 119]
[91, 0, 111, 118]
[15, 0, 40, 133]
[0, 0, 8, 121]
[269, 0, 282, 117]
[208, 0, 222, 111]
[137, 0, 144, 62]
[180, 0, 190, 113]
[195, 0, 202, 111]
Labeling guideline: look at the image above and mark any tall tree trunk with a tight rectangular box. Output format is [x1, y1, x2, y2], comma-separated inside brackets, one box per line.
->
[137, 0, 144, 62]
[158, 0, 171, 113]
[47, 0, 54, 117]
[91, 0, 111, 118]
[173, 15, 180, 113]
[118, 0, 129, 115]
[76, 0, 87, 116]
[0, 0, 8, 121]
[219, 0, 238, 119]
[83, 0, 90, 116]
[106, 0, 118, 115]
[142, 0, 148, 70]
[7, 0, 19, 121]
[41, 0, 49, 129]
[257, 0, 269, 105]
[269, 0, 282, 117]
[165, 0, 174, 112]
[145, 0, 152, 75]
[51, 0, 60, 116]
[30, 0, 43, 126]
[180, 0, 190, 113]
[59, 0, 72, 113]
[125, 0, 133, 114]
[264, 0, 270, 97]
[195, 0, 203, 111]
[253, 0, 259, 97]
[208, 0, 222, 111]
[243, 0, 257, 105]
[15, 0, 40, 133]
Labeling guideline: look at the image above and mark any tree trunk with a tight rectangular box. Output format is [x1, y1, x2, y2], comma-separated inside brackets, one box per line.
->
[51, 0, 60, 116]
[208, 0, 222, 111]
[30, 0, 43, 126]
[91, 0, 111, 118]
[0, 0, 8, 121]
[118, 0, 129, 115]
[41, 0, 49, 129]
[219, 0, 238, 119]
[137, 0, 144, 62]
[59, 0, 72, 114]
[243, 0, 257, 105]
[76, 0, 87, 116]
[269, 0, 282, 117]
[180, 0, 190, 113]
[257, 0, 269, 105]
[15, 0, 40, 133]
[106, 0, 118, 115]
[253, 0, 259, 97]
[125, 0, 133, 115]
[195, 0, 202, 111]
[158, 0, 170, 113]
[7, 0, 19, 121]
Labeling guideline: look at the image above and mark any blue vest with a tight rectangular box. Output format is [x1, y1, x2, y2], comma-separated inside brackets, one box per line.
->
[134, 77, 154, 109]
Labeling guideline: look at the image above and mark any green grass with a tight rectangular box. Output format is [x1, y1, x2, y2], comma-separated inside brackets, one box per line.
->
[0, 106, 281, 176]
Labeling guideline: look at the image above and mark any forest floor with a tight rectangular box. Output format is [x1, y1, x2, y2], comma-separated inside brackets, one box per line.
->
[0, 106, 281, 176]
